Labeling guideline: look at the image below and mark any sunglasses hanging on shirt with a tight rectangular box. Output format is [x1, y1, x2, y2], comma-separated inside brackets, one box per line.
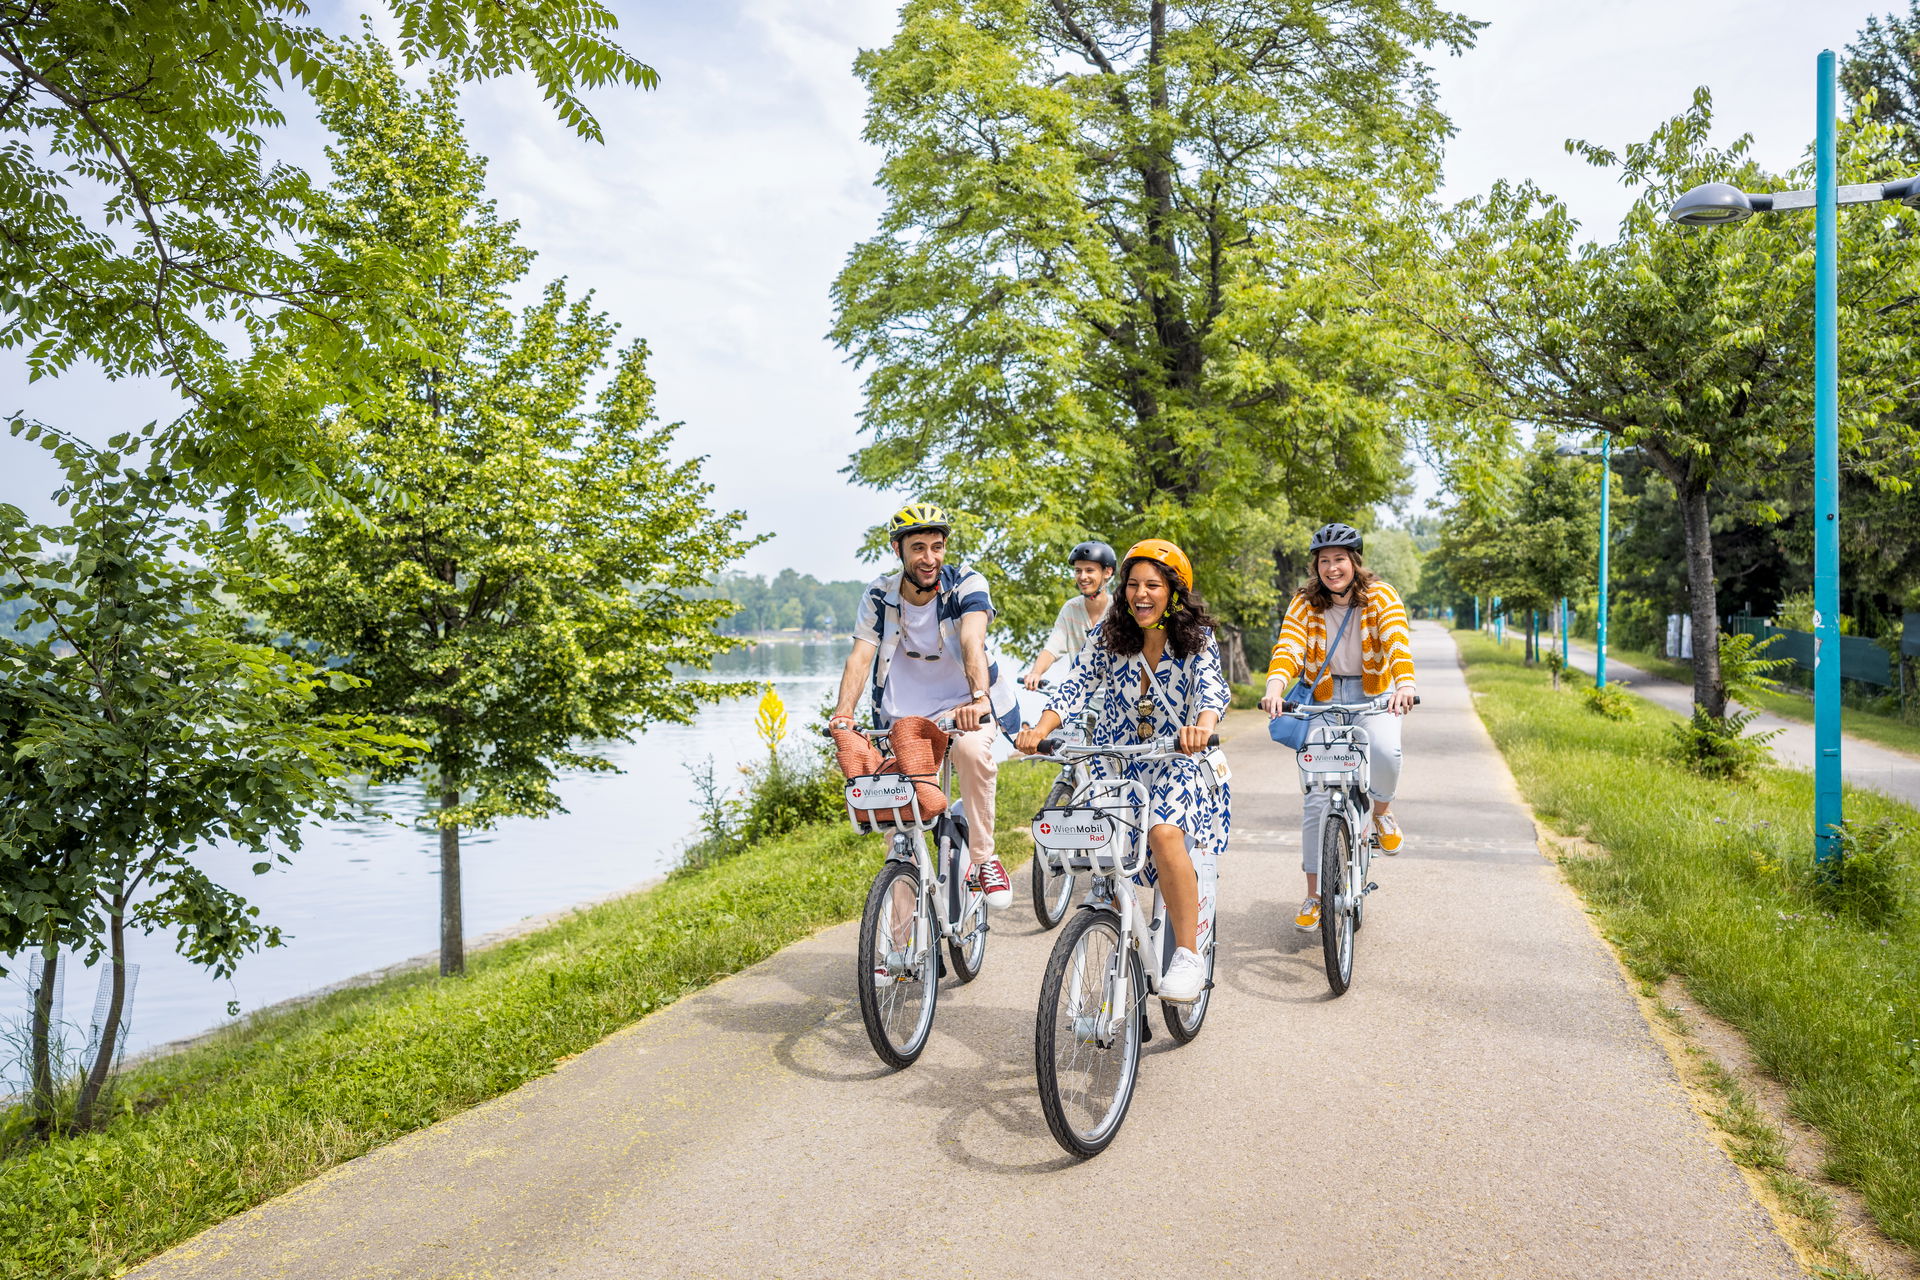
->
[902, 649, 941, 660]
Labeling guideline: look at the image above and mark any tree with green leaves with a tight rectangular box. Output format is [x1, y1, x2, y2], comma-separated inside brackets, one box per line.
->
[0, 436, 413, 1134]
[1428, 439, 1598, 662]
[831, 0, 1481, 677]
[1412, 92, 1920, 715]
[0, 1, 653, 511]
[235, 44, 754, 977]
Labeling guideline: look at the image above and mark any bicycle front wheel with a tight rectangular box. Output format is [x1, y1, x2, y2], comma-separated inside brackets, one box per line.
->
[857, 860, 938, 1068]
[1320, 816, 1355, 997]
[1032, 780, 1076, 929]
[1036, 908, 1142, 1159]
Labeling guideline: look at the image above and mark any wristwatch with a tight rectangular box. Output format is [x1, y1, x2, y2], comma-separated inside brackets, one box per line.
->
[970, 688, 989, 704]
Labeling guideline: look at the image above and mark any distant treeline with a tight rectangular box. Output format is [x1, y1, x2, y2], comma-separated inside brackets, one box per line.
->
[690, 570, 866, 635]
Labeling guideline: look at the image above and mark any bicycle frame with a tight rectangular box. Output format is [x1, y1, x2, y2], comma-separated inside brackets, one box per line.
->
[841, 728, 973, 946]
[1031, 737, 1218, 1040]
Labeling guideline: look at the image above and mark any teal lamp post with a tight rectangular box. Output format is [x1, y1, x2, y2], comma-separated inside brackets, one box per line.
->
[1667, 50, 1907, 864]
[1555, 439, 1632, 688]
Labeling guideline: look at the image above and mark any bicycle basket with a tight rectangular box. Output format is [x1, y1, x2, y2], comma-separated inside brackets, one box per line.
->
[844, 773, 934, 831]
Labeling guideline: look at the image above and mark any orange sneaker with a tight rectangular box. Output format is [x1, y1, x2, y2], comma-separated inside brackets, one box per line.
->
[1377, 813, 1403, 854]
[1293, 897, 1320, 932]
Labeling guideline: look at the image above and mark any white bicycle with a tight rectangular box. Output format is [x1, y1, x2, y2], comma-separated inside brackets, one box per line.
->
[1025, 732, 1221, 1158]
[1269, 693, 1416, 996]
[837, 721, 989, 1069]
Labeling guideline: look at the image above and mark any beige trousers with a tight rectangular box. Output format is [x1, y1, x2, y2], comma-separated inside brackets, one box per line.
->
[929, 703, 998, 864]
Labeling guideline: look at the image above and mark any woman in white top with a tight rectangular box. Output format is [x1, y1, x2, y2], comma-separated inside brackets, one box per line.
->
[1023, 540, 1117, 690]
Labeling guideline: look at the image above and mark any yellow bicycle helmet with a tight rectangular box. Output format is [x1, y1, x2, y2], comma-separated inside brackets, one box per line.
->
[1122, 538, 1193, 591]
[887, 502, 952, 544]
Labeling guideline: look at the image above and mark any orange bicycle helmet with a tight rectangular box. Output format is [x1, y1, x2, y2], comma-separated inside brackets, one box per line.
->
[1122, 539, 1193, 591]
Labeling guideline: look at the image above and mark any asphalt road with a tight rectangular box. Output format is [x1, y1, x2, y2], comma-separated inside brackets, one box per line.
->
[133, 623, 1802, 1280]
[1563, 640, 1919, 808]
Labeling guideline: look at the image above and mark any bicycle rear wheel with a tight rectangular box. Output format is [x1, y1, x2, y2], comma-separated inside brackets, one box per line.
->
[1320, 816, 1355, 997]
[1032, 780, 1076, 929]
[1036, 908, 1142, 1159]
[1163, 925, 1215, 1044]
[946, 882, 989, 983]
[857, 861, 938, 1068]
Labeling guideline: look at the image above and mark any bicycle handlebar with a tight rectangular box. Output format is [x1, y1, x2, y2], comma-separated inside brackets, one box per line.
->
[1032, 731, 1219, 759]
[819, 715, 962, 739]
[1272, 694, 1419, 717]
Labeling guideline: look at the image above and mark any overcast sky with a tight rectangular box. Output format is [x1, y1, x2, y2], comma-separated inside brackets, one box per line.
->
[0, 0, 1897, 580]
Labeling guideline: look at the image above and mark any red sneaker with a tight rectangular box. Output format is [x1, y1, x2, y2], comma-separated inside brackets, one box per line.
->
[974, 857, 1014, 911]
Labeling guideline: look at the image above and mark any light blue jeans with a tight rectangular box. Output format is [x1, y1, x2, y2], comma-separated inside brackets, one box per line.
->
[1300, 676, 1403, 875]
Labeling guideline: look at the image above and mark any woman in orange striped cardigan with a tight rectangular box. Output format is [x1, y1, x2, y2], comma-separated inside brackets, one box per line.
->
[1258, 523, 1417, 933]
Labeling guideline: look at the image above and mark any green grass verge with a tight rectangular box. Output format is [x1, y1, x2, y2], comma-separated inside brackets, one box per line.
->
[1593, 640, 1920, 759]
[0, 762, 1055, 1279]
[1454, 632, 1920, 1255]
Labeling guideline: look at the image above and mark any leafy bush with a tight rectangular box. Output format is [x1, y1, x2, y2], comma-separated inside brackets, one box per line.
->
[1669, 706, 1780, 781]
[1229, 682, 1264, 710]
[1581, 682, 1635, 721]
[1743, 817, 1913, 929]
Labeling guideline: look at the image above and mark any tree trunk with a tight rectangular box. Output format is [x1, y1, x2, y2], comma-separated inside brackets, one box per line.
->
[29, 932, 57, 1135]
[73, 907, 126, 1131]
[1215, 620, 1253, 685]
[440, 791, 464, 977]
[1675, 479, 1726, 717]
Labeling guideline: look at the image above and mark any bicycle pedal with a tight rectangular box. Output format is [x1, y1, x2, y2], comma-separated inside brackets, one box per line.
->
[1365, 882, 1379, 894]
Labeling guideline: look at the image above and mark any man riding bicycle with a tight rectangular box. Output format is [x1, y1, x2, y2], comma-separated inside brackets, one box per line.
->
[830, 503, 1024, 909]
[1023, 540, 1117, 690]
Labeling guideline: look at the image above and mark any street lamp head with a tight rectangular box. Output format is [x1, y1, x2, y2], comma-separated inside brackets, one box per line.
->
[1553, 444, 1581, 457]
[1668, 182, 1756, 226]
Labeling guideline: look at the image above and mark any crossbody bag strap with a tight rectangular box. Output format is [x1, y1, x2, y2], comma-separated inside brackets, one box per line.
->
[1304, 603, 1358, 693]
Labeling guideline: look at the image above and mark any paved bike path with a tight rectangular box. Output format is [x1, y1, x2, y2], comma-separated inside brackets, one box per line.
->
[135, 622, 1800, 1280]
[1560, 640, 1920, 809]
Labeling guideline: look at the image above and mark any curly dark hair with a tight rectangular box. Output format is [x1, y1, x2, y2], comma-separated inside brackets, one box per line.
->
[1101, 556, 1219, 660]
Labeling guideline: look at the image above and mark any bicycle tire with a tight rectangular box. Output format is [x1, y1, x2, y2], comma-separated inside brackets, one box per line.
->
[1320, 815, 1355, 997]
[857, 860, 939, 1068]
[946, 882, 988, 983]
[1162, 919, 1215, 1044]
[1031, 780, 1076, 930]
[1035, 907, 1142, 1159]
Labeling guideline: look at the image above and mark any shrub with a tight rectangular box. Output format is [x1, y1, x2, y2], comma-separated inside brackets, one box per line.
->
[1742, 817, 1913, 929]
[1669, 706, 1780, 781]
[1229, 682, 1263, 710]
[1581, 682, 1635, 721]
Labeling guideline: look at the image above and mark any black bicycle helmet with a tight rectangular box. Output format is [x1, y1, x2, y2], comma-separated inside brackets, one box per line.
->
[1308, 522, 1364, 556]
[1067, 540, 1117, 569]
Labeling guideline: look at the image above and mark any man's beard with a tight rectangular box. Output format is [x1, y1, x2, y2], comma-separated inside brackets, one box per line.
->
[906, 565, 939, 591]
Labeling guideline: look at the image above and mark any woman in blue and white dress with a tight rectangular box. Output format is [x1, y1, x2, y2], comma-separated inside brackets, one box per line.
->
[1014, 539, 1230, 1002]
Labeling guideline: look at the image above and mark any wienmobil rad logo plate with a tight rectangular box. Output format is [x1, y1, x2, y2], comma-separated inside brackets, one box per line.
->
[1299, 746, 1362, 772]
[1032, 807, 1118, 850]
[846, 775, 915, 809]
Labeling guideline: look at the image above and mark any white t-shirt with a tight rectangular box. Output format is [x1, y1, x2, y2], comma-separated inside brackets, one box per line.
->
[881, 597, 974, 718]
[1322, 604, 1365, 677]
[1043, 595, 1105, 658]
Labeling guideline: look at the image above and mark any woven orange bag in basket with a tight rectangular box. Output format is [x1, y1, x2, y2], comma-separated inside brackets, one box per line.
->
[831, 716, 949, 823]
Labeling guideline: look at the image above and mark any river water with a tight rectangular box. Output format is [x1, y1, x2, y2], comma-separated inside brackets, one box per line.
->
[7, 639, 1056, 1068]
[7, 640, 854, 1064]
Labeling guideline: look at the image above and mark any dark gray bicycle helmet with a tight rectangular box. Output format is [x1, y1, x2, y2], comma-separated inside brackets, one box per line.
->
[1067, 539, 1118, 569]
[1308, 522, 1364, 555]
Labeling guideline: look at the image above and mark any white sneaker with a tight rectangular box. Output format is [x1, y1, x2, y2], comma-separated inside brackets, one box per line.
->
[1160, 946, 1206, 1003]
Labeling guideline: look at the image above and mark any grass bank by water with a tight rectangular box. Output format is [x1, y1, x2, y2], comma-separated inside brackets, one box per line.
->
[1455, 632, 1920, 1255]
[0, 762, 1054, 1279]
